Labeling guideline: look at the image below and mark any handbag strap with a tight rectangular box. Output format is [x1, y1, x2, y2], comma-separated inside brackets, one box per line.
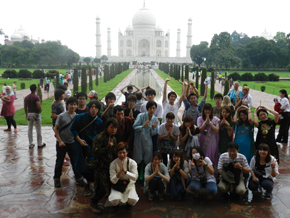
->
[79, 115, 98, 134]
[58, 114, 75, 134]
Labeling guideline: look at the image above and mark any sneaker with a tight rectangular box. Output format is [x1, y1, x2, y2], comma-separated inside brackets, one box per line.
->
[148, 193, 154, 201]
[264, 192, 272, 200]
[14, 128, 17, 133]
[83, 184, 93, 197]
[64, 156, 69, 160]
[54, 180, 61, 188]
[4, 129, 11, 131]
[29, 144, 35, 148]
[88, 201, 103, 215]
[38, 143, 46, 148]
[75, 179, 87, 187]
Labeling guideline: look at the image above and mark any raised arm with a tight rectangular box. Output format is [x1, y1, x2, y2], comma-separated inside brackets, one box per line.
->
[178, 79, 187, 105]
[253, 107, 259, 127]
[120, 85, 129, 95]
[162, 77, 171, 103]
[202, 85, 208, 101]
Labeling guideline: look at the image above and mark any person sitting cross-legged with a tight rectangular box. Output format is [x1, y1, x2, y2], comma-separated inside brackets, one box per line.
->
[108, 142, 139, 210]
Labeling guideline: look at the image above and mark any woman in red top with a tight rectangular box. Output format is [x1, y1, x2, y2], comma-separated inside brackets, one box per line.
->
[1, 86, 17, 132]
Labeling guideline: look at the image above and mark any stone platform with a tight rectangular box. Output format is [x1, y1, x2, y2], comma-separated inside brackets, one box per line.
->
[0, 125, 290, 217]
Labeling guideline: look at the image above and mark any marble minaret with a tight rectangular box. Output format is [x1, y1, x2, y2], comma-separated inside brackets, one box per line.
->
[96, 16, 102, 58]
[107, 27, 111, 57]
[176, 28, 181, 57]
[186, 18, 192, 58]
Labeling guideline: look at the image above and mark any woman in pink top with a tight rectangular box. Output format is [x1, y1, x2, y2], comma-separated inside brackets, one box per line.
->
[1, 86, 17, 132]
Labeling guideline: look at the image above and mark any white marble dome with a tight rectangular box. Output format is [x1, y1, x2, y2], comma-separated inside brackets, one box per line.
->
[155, 25, 163, 32]
[17, 27, 30, 39]
[11, 31, 22, 41]
[126, 24, 133, 31]
[132, 6, 156, 27]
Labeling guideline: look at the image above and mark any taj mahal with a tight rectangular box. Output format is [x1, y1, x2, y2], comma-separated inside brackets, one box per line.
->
[96, 3, 193, 63]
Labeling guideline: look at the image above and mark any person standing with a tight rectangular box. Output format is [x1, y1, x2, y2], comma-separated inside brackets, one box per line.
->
[12, 82, 17, 100]
[1, 86, 17, 132]
[40, 77, 44, 89]
[2, 84, 7, 94]
[197, 103, 220, 169]
[89, 118, 118, 214]
[276, 89, 290, 144]
[63, 82, 71, 102]
[227, 81, 243, 107]
[70, 100, 104, 196]
[45, 77, 51, 92]
[24, 84, 46, 148]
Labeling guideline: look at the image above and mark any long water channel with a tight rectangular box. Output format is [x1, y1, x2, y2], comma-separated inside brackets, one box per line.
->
[115, 67, 163, 105]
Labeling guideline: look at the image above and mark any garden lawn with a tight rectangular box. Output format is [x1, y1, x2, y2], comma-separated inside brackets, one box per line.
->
[227, 71, 290, 78]
[0, 78, 40, 90]
[239, 81, 290, 96]
[0, 69, 133, 126]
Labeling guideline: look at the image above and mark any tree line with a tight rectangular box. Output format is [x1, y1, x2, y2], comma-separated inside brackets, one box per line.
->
[190, 31, 290, 70]
[0, 40, 80, 68]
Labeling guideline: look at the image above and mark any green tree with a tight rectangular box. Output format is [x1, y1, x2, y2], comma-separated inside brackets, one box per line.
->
[184, 65, 189, 81]
[190, 41, 209, 66]
[200, 68, 207, 96]
[88, 66, 93, 91]
[37, 84, 43, 103]
[181, 65, 184, 82]
[73, 67, 79, 95]
[83, 57, 91, 66]
[195, 66, 199, 89]
[81, 66, 87, 93]
[56, 71, 60, 88]
[100, 55, 108, 62]
[224, 80, 229, 96]
[95, 65, 99, 86]
[210, 71, 215, 99]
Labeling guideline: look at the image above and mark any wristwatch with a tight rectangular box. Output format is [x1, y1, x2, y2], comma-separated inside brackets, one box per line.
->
[204, 163, 208, 167]
[240, 167, 243, 171]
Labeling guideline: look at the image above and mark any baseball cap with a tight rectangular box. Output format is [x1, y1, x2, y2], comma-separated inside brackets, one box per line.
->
[88, 90, 98, 97]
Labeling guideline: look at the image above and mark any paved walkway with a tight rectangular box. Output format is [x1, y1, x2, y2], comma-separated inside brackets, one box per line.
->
[0, 125, 289, 217]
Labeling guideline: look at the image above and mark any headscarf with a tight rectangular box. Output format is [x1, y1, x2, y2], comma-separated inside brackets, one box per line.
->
[4, 86, 14, 96]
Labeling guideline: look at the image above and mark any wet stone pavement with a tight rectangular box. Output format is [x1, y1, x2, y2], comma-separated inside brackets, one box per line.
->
[0, 125, 290, 218]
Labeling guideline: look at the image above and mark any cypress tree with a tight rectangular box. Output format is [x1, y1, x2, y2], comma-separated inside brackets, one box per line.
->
[224, 80, 229, 96]
[170, 64, 174, 77]
[210, 71, 215, 99]
[37, 84, 42, 103]
[195, 66, 199, 90]
[104, 65, 109, 82]
[181, 65, 184, 82]
[55, 71, 60, 88]
[88, 66, 93, 91]
[200, 68, 207, 96]
[95, 65, 99, 86]
[81, 66, 87, 93]
[73, 67, 78, 94]
[178, 65, 181, 81]
[185, 65, 189, 81]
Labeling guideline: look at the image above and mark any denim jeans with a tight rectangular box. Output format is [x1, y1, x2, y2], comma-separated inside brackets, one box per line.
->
[248, 178, 273, 193]
[189, 180, 217, 196]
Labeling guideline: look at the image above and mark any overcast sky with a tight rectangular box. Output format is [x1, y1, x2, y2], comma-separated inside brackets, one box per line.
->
[1, 0, 289, 58]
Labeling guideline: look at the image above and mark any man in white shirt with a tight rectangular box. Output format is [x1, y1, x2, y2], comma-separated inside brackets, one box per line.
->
[63, 82, 71, 102]
[140, 89, 162, 123]
[162, 77, 186, 124]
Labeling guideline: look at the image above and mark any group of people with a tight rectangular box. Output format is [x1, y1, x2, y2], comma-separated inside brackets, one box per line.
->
[1, 74, 289, 215]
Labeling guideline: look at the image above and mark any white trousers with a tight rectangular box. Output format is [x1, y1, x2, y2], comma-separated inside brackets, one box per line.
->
[27, 113, 42, 146]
